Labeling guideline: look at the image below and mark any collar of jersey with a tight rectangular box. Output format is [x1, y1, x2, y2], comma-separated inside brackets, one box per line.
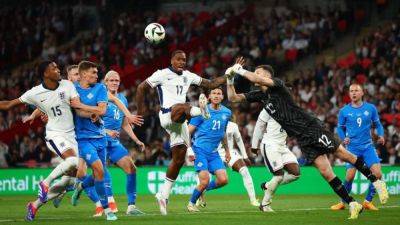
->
[168, 66, 183, 75]
[41, 80, 59, 91]
[208, 104, 222, 111]
[349, 101, 365, 109]
[76, 81, 96, 89]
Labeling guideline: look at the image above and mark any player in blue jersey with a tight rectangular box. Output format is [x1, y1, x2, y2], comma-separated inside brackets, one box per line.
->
[186, 87, 232, 212]
[68, 61, 118, 221]
[331, 83, 385, 211]
[93, 70, 145, 216]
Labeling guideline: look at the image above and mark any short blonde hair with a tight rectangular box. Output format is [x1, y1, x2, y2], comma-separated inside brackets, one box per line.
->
[104, 70, 120, 82]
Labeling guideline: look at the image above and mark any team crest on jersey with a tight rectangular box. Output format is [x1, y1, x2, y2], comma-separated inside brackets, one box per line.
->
[197, 162, 203, 167]
[59, 92, 65, 100]
[222, 115, 228, 121]
[87, 93, 94, 99]
[364, 111, 369, 116]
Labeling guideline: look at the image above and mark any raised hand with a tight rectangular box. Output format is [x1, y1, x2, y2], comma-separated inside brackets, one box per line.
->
[127, 114, 144, 126]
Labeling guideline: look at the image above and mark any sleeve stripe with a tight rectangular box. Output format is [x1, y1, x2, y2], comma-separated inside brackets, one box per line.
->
[146, 79, 155, 88]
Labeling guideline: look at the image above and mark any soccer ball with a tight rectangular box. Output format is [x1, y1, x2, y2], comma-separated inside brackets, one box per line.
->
[144, 23, 165, 44]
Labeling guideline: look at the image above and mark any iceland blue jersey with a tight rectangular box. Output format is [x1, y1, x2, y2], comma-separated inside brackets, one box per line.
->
[190, 104, 232, 154]
[337, 102, 384, 148]
[103, 93, 128, 143]
[74, 82, 108, 139]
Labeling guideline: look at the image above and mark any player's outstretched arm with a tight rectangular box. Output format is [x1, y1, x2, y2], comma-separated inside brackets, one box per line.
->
[108, 92, 143, 126]
[226, 81, 246, 102]
[231, 57, 275, 87]
[136, 81, 151, 116]
[0, 99, 23, 111]
[122, 117, 145, 151]
[199, 75, 226, 90]
[222, 134, 231, 163]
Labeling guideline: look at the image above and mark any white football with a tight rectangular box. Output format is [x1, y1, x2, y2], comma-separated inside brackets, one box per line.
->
[144, 23, 166, 44]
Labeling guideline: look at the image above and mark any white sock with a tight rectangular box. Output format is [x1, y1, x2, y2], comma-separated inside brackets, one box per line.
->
[261, 175, 283, 205]
[95, 201, 102, 207]
[160, 177, 175, 199]
[190, 107, 201, 117]
[281, 172, 299, 185]
[108, 196, 115, 203]
[47, 176, 76, 200]
[43, 156, 78, 185]
[32, 198, 45, 209]
[239, 167, 257, 202]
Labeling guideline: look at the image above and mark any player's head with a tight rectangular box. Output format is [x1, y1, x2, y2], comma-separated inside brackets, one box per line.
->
[104, 70, 120, 93]
[349, 83, 364, 103]
[171, 50, 186, 72]
[38, 61, 61, 82]
[66, 65, 79, 82]
[78, 61, 98, 85]
[255, 65, 274, 78]
[208, 87, 224, 105]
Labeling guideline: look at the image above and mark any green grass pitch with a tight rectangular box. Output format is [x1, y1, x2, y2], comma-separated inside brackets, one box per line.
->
[0, 194, 399, 225]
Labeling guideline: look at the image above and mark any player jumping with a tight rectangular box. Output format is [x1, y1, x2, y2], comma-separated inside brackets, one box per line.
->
[330, 84, 385, 211]
[136, 50, 228, 215]
[225, 58, 388, 219]
[251, 108, 300, 212]
[187, 87, 231, 212]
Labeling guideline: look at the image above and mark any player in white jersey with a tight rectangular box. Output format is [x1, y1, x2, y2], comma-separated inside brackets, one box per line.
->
[251, 109, 300, 212]
[214, 121, 259, 206]
[136, 50, 228, 215]
[0, 61, 100, 221]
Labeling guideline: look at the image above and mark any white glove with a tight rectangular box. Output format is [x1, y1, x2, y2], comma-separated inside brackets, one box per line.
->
[231, 64, 248, 76]
[225, 67, 235, 85]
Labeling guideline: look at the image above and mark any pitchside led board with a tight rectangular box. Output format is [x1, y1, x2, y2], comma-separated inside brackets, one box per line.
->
[0, 167, 399, 195]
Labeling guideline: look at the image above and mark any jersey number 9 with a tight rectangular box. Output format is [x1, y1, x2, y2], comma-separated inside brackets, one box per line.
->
[357, 117, 362, 127]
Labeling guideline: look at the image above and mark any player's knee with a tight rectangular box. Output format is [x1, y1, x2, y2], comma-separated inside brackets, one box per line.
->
[92, 164, 104, 180]
[171, 104, 189, 123]
[65, 156, 79, 169]
[218, 176, 229, 186]
[274, 175, 284, 184]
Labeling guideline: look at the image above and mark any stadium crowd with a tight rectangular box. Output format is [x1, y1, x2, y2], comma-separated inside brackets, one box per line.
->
[1, 3, 399, 168]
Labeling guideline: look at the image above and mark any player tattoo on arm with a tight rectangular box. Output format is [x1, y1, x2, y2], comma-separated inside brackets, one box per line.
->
[199, 76, 226, 90]
[136, 81, 151, 116]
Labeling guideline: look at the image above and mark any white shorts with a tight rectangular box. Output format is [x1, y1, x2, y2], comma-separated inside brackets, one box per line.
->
[218, 148, 243, 167]
[260, 141, 298, 172]
[159, 111, 187, 148]
[46, 133, 78, 157]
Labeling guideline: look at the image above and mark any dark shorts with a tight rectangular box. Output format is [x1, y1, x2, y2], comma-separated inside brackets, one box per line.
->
[297, 127, 340, 163]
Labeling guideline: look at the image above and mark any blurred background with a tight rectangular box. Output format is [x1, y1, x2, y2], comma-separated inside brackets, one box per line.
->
[0, 0, 399, 169]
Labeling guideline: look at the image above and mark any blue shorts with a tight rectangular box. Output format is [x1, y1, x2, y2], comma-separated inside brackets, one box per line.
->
[193, 147, 225, 174]
[78, 137, 107, 166]
[346, 144, 381, 169]
[107, 140, 128, 164]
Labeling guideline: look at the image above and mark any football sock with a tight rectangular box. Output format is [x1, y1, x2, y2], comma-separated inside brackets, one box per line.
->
[104, 169, 113, 198]
[365, 183, 376, 202]
[127, 173, 137, 205]
[239, 167, 257, 201]
[281, 172, 299, 185]
[353, 157, 377, 182]
[47, 176, 75, 200]
[189, 188, 203, 204]
[32, 198, 44, 209]
[94, 180, 109, 209]
[84, 186, 100, 203]
[160, 177, 175, 199]
[329, 177, 354, 204]
[206, 180, 220, 191]
[267, 175, 283, 194]
[43, 156, 78, 185]
[80, 175, 94, 189]
[190, 107, 202, 117]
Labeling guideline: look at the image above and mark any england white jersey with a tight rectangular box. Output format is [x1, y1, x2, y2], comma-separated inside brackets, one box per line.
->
[217, 121, 248, 158]
[19, 80, 78, 139]
[146, 68, 202, 108]
[258, 109, 287, 145]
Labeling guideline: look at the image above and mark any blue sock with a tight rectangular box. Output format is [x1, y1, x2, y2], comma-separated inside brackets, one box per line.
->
[84, 186, 100, 203]
[126, 173, 137, 205]
[342, 180, 353, 203]
[190, 188, 203, 204]
[104, 169, 113, 198]
[80, 175, 95, 189]
[206, 180, 219, 191]
[365, 183, 376, 202]
[94, 180, 109, 209]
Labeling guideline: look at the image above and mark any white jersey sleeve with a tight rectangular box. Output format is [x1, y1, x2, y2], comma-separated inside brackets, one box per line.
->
[19, 88, 37, 106]
[251, 109, 268, 149]
[232, 122, 248, 158]
[187, 72, 202, 86]
[146, 70, 165, 88]
[258, 109, 270, 122]
[65, 80, 79, 99]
